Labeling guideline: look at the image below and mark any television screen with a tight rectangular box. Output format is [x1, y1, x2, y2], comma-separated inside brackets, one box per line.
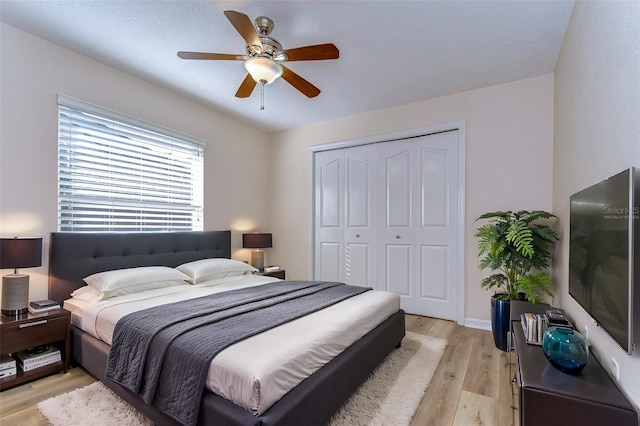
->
[569, 168, 635, 353]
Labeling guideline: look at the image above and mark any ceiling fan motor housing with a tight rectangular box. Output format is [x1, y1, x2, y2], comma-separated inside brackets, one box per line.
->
[247, 36, 282, 58]
[245, 16, 285, 60]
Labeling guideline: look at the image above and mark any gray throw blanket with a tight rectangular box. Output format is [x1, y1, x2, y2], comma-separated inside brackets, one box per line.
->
[105, 281, 371, 426]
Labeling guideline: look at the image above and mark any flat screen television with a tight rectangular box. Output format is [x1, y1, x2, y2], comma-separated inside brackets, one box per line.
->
[569, 167, 639, 354]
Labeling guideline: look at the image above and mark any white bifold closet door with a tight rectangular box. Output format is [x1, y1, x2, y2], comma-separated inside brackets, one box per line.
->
[314, 144, 378, 288]
[314, 131, 459, 320]
[377, 131, 459, 319]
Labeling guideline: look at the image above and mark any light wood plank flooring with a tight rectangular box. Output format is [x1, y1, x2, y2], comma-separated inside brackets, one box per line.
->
[0, 314, 516, 426]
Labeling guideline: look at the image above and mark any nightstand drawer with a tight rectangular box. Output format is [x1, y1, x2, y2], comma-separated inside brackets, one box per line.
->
[2, 316, 67, 353]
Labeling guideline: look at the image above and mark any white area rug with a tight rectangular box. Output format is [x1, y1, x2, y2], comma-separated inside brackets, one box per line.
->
[37, 381, 153, 426]
[329, 332, 447, 426]
[37, 332, 446, 426]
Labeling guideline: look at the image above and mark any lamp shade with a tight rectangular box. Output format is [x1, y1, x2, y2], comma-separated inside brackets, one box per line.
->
[243, 233, 273, 249]
[244, 57, 283, 85]
[0, 238, 43, 269]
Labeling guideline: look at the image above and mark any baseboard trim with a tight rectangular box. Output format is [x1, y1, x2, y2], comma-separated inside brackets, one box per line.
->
[465, 318, 491, 331]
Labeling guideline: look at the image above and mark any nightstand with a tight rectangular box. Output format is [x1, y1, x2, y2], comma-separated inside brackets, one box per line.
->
[0, 309, 71, 391]
[256, 269, 285, 280]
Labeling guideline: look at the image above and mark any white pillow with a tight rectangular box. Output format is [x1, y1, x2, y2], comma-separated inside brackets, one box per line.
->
[71, 285, 100, 297]
[98, 280, 187, 300]
[71, 291, 100, 303]
[83, 266, 191, 297]
[176, 258, 257, 284]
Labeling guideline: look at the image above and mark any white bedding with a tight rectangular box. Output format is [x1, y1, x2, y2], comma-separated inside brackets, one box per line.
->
[64, 275, 400, 415]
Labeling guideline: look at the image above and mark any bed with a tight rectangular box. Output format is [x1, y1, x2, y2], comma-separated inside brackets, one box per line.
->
[48, 230, 405, 426]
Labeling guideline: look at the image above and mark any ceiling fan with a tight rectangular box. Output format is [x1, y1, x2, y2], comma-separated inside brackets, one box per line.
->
[177, 10, 339, 108]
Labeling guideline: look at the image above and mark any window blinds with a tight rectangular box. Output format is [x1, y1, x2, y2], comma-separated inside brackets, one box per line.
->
[57, 95, 204, 232]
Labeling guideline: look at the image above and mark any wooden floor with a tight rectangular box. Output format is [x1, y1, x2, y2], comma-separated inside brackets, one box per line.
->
[406, 315, 517, 426]
[0, 314, 517, 426]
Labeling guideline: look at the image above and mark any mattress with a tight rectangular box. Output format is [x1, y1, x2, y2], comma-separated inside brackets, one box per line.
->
[64, 275, 400, 415]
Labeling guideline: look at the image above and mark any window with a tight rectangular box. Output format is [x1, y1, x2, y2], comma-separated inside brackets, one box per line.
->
[57, 95, 204, 232]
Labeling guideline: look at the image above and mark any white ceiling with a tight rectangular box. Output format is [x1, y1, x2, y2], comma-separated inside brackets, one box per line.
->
[0, 1, 574, 133]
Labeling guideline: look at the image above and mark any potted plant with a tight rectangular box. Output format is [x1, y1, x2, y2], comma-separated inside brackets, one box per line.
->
[475, 210, 559, 351]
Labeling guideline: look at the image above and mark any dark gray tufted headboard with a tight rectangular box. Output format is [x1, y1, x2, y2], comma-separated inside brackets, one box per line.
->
[48, 231, 231, 304]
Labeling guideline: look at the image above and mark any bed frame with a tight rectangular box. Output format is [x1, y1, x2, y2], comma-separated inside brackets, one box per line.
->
[49, 231, 405, 426]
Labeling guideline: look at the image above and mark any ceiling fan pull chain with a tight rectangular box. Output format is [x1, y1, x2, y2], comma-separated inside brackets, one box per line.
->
[260, 82, 265, 110]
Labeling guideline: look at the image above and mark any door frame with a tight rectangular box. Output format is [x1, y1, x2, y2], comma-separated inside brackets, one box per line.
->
[308, 121, 466, 325]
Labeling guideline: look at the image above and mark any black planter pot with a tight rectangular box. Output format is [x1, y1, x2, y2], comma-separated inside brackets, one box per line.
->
[490, 296, 512, 352]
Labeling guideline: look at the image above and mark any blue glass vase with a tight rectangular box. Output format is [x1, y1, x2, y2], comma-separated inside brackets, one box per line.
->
[542, 326, 589, 374]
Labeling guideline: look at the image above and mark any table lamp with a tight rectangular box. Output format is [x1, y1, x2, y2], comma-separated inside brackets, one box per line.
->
[1, 237, 43, 316]
[242, 233, 272, 272]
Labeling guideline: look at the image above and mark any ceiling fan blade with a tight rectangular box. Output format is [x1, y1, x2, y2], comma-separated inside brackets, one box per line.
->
[224, 10, 263, 51]
[281, 65, 321, 98]
[235, 74, 257, 98]
[282, 43, 339, 61]
[177, 51, 244, 61]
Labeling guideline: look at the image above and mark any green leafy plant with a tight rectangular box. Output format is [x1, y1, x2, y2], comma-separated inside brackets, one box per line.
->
[475, 210, 559, 303]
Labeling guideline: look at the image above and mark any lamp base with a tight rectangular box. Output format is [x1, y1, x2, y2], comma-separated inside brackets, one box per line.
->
[2, 275, 29, 316]
[250, 250, 265, 272]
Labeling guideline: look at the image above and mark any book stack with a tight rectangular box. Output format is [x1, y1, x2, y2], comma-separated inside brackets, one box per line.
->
[28, 300, 61, 315]
[521, 313, 547, 345]
[264, 266, 281, 272]
[0, 354, 16, 379]
[544, 310, 571, 327]
[16, 346, 61, 372]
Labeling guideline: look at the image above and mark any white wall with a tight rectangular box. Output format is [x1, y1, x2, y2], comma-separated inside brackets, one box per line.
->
[0, 23, 271, 303]
[269, 74, 555, 322]
[553, 1, 640, 408]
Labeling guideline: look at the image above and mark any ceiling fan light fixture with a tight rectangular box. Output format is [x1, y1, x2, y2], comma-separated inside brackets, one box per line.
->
[244, 56, 283, 85]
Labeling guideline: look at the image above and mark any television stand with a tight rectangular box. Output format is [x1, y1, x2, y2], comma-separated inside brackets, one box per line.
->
[510, 301, 636, 425]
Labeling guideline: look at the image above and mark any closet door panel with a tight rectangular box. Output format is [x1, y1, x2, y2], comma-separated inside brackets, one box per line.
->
[319, 159, 341, 228]
[378, 140, 416, 312]
[414, 131, 459, 320]
[383, 149, 413, 228]
[346, 156, 370, 227]
[385, 244, 412, 296]
[345, 145, 377, 288]
[314, 150, 345, 282]
[318, 242, 341, 282]
[346, 243, 369, 287]
[420, 148, 448, 227]
[420, 245, 448, 299]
